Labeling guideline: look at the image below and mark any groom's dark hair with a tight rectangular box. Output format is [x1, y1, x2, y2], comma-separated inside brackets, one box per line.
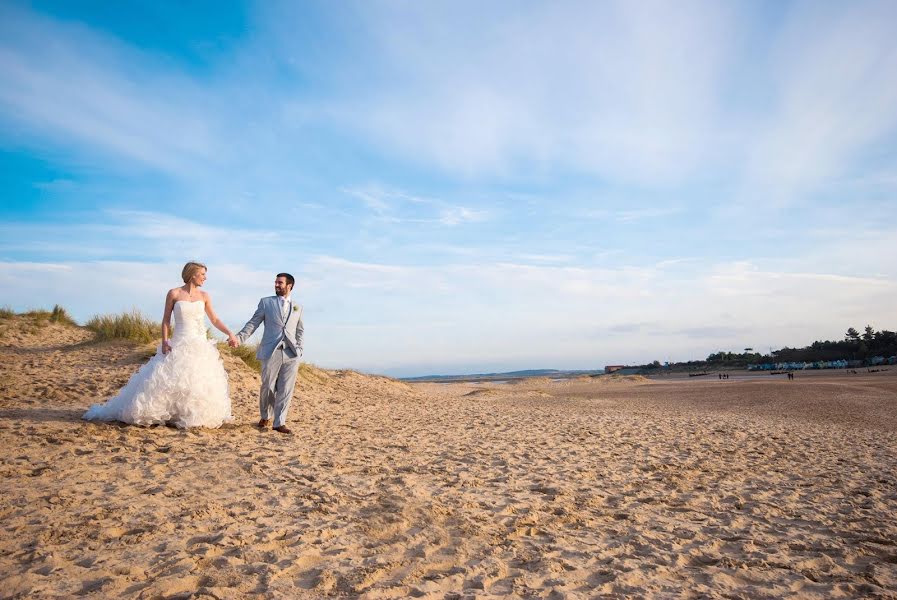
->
[277, 272, 295, 289]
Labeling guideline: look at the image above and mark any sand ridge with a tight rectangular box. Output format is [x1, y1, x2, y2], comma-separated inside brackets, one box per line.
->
[2, 316, 897, 598]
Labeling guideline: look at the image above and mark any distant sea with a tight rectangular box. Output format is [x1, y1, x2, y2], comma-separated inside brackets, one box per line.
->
[401, 368, 605, 384]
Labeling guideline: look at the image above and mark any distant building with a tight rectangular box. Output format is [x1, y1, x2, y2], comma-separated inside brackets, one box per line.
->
[605, 365, 625, 373]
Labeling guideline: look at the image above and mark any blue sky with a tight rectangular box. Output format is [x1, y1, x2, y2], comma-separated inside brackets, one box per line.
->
[1, 0, 896, 377]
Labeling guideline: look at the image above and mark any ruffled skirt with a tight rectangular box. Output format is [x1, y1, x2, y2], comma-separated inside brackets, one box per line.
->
[83, 335, 232, 428]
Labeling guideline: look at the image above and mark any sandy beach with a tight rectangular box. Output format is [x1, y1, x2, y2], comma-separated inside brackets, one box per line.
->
[2, 317, 897, 599]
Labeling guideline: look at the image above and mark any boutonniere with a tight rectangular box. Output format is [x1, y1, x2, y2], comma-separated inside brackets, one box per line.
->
[292, 305, 299, 312]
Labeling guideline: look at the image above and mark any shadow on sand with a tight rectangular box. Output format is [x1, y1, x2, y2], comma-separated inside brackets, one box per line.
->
[0, 407, 91, 425]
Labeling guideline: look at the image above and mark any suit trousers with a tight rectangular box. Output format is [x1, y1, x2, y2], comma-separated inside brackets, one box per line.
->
[259, 345, 300, 428]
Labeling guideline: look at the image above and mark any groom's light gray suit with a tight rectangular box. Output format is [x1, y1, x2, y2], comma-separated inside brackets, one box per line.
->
[236, 296, 304, 428]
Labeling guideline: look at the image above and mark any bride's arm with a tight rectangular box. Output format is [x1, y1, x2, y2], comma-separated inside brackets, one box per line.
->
[203, 292, 238, 346]
[161, 290, 176, 354]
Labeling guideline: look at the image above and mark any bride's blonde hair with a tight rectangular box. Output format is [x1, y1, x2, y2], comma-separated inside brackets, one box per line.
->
[181, 261, 207, 283]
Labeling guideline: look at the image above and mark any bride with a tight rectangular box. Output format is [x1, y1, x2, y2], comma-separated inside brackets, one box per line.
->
[83, 261, 238, 428]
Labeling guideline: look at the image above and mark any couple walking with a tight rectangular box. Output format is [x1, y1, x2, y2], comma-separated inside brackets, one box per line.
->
[83, 262, 303, 434]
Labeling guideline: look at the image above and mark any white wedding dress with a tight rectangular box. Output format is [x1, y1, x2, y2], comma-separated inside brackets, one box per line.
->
[83, 300, 233, 428]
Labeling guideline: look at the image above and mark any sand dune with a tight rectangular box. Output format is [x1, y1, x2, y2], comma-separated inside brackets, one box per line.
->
[2, 315, 897, 598]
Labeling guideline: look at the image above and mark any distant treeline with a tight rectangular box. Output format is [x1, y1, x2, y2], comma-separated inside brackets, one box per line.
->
[637, 325, 897, 370]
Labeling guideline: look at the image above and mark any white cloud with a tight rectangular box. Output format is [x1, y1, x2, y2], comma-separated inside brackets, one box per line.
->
[341, 186, 393, 213]
[739, 0, 897, 203]
[438, 206, 487, 226]
[256, 1, 897, 206]
[515, 253, 575, 264]
[341, 184, 488, 226]
[299, 255, 896, 372]
[2, 2, 896, 377]
[614, 207, 682, 223]
[300, 1, 742, 184]
[2, 254, 894, 375]
[5, 1, 895, 204]
[0, 7, 224, 176]
[0, 211, 286, 264]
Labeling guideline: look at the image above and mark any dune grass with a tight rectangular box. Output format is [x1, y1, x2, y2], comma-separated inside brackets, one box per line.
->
[221, 342, 262, 373]
[219, 344, 318, 377]
[86, 310, 161, 344]
[3, 305, 77, 324]
[49, 304, 78, 326]
[298, 362, 330, 384]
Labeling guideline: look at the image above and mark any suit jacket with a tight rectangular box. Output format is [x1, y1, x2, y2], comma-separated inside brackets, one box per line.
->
[236, 296, 304, 360]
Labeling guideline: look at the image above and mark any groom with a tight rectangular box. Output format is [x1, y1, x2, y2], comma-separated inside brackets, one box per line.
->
[234, 273, 304, 434]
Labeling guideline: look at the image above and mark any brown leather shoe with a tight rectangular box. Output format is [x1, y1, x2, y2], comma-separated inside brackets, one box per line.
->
[273, 426, 292, 434]
[258, 419, 272, 428]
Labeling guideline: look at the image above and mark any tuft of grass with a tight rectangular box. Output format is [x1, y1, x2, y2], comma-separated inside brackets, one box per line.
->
[298, 362, 330, 385]
[1, 305, 77, 326]
[86, 310, 162, 343]
[221, 343, 262, 373]
[49, 304, 78, 326]
[21, 308, 52, 321]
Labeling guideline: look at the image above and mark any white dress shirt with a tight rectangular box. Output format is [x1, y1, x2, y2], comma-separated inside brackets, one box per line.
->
[279, 295, 291, 320]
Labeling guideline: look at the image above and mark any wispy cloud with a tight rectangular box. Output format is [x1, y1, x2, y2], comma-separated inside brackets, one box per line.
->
[283, 1, 742, 184]
[673, 325, 753, 340]
[342, 186, 393, 213]
[0, 210, 287, 264]
[342, 184, 488, 226]
[738, 1, 897, 204]
[1, 2, 896, 376]
[437, 206, 487, 226]
[0, 6, 225, 175]
[514, 253, 575, 264]
[3, 254, 893, 375]
[257, 1, 897, 211]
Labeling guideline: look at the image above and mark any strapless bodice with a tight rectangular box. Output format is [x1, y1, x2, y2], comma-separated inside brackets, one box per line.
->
[173, 300, 207, 340]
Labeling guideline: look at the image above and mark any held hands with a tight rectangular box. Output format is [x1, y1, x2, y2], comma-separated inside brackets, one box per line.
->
[227, 335, 240, 348]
